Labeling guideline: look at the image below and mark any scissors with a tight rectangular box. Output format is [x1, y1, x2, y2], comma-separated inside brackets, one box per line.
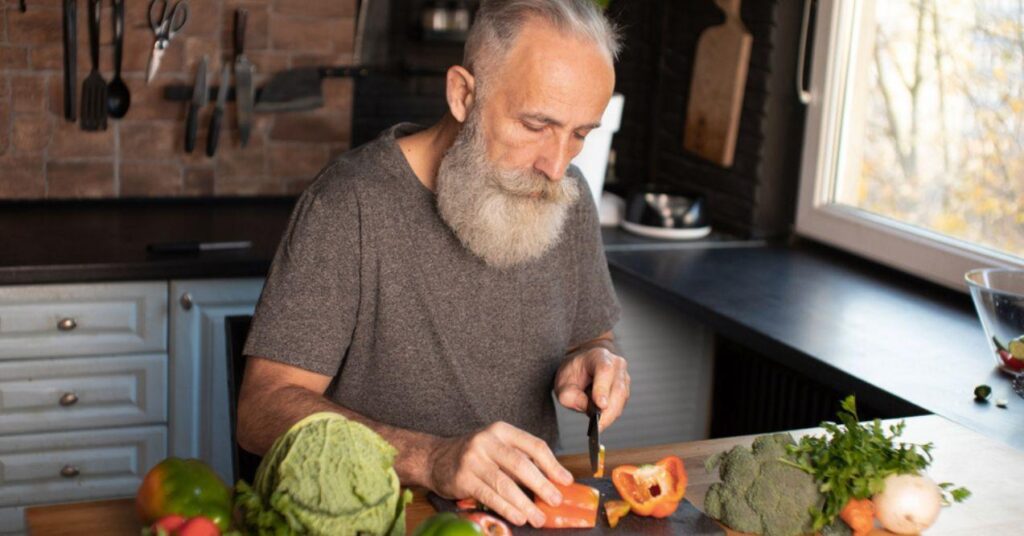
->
[146, 0, 189, 83]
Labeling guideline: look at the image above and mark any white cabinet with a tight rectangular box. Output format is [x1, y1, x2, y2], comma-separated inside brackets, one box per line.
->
[168, 279, 264, 485]
[0, 281, 169, 535]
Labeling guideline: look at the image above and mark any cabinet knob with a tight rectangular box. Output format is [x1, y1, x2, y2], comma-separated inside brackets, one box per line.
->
[59, 392, 79, 406]
[60, 465, 80, 478]
[57, 317, 77, 331]
[180, 292, 193, 311]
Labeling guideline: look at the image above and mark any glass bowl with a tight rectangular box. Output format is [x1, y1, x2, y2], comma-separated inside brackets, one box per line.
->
[965, 268, 1024, 375]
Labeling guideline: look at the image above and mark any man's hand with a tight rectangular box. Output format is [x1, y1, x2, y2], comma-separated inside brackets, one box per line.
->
[554, 335, 630, 431]
[428, 422, 574, 528]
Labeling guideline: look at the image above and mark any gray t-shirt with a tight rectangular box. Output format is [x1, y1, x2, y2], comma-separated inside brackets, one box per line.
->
[244, 123, 620, 445]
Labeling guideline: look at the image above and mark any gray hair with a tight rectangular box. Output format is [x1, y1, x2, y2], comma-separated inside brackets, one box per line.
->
[463, 0, 621, 84]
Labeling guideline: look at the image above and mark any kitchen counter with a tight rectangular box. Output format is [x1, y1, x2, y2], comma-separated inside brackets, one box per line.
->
[1, 200, 1018, 451]
[24, 415, 1023, 535]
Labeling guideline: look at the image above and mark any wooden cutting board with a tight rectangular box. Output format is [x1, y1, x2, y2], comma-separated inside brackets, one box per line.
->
[428, 478, 724, 535]
[683, 0, 752, 167]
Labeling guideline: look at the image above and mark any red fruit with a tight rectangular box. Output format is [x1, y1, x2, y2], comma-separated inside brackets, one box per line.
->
[463, 512, 512, 536]
[176, 517, 220, 536]
[152, 515, 187, 533]
[999, 350, 1024, 371]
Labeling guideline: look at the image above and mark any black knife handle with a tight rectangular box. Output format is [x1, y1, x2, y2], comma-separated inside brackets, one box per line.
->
[112, 0, 124, 77]
[185, 102, 200, 153]
[234, 9, 248, 57]
[206, 107, 223, 157]
[88, 0, 100, 70]
[62, 0, 76, 121]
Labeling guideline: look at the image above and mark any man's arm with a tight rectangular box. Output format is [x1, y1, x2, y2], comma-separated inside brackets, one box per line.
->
[553, 330, 631, 431]
[236, 356, 572, 528]
[236, 356, 436, 487]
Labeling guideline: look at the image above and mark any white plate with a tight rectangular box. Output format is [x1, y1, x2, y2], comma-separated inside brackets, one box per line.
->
[620, 220, 712, 241]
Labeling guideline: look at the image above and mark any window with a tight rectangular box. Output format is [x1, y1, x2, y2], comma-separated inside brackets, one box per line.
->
[797, 0, 1024, 291]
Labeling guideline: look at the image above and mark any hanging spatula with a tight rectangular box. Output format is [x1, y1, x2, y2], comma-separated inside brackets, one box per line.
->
[80, 0, 107, 131]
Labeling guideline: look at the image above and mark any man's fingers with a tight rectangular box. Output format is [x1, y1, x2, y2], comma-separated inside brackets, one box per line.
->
[471, 476, 529, 527]
[600, 371, 630, 431]
[488, 469, 546, 528]
[503, 425, 573, 486]
[555, 384, 589, 413]
[589, 351, 619, 410]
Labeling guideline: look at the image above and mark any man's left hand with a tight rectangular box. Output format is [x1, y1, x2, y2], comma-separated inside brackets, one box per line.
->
[553, 342, 630, 432]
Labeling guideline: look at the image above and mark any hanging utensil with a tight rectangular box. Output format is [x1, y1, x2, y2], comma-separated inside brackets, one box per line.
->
[107, 0, 131, 118]
[206, 64, 229, 157]
[80, 0, 107, 131]
[233, 9, 254, 147]
[61, 0, 77, 122]
[146, 0, 189, 84]
[185, 56, 208, 153]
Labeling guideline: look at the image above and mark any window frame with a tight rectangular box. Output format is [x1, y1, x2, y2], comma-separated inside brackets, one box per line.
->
[795, 0, 1024, 292]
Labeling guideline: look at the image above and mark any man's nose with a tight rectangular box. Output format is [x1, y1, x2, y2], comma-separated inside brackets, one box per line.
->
[534, 135, 576, 182]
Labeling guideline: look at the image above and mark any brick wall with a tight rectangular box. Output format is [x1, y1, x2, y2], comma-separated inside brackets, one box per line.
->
[0, 0, 356, 199]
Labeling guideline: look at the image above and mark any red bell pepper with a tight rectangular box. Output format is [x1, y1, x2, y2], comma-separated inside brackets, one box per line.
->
[611, 455, 687, 518]
[534, 482, 600, 528]
[604, 500, 631, 528]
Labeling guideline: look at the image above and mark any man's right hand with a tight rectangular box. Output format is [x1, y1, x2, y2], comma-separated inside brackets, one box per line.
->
[427, 421, 574, 528]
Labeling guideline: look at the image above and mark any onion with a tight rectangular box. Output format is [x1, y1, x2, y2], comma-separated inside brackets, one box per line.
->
[872, 473, 943, 534]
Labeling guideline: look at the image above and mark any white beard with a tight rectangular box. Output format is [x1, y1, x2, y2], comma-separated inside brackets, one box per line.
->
[435, 111, 580, 269]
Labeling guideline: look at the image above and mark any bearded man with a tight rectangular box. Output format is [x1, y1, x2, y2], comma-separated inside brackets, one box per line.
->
[237, 0, 629, 528]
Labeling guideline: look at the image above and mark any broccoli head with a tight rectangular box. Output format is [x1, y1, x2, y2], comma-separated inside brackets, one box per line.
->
[704, 433, 823, 536]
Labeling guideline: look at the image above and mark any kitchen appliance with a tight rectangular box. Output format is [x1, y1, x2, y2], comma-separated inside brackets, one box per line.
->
[621, 192, 711, 240]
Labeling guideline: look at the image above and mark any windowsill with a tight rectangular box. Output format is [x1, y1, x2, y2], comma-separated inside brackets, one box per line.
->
[604, 237, 1024, 451]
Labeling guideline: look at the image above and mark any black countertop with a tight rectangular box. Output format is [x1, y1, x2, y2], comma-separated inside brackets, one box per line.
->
[2, 200, 1019, 449]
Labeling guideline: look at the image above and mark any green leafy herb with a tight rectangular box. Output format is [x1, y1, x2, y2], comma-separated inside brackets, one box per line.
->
[784, 396, 970, 530]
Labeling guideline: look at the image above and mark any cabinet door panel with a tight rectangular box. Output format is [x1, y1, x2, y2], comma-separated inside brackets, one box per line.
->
[0, 282, 167, 359]
[169, 279, 263, 484]
[0, 354, 166, 435]
[0, 426, 166, 508]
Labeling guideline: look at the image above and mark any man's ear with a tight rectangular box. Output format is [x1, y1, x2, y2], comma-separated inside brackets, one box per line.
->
[446, 65, 476, 123]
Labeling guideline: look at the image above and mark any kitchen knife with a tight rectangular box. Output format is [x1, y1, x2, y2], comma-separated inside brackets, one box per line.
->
[185, 56, 208, 153]
[233, 9, 254, 147]
[254, 66, 366, 113]
[61, 0, 76, 122]
[587, 397, 602, 476]
[207, 64, 230, 157]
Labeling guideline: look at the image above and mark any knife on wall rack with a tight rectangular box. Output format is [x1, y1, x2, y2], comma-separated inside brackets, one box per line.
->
[61, 0, 77, 121]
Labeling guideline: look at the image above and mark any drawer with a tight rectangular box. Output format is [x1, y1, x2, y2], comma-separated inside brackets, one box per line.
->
[0, 354, 167, 435]
[0, 505, 24, 534]
[0, 426, 166, 508]
[0, 282, 167, 359]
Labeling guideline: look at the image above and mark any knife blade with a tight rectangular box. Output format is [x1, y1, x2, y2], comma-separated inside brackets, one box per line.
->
[207, 64, 230, 157]
[233, 9, 254, 147]
[185, 56, 208, 153]
[62, 0, 77, 122]
[587, 397, 602, 476]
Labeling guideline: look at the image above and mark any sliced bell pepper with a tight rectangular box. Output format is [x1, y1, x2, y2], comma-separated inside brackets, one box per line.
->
[611, 455, 687, 518]
[455, 498, 479, 511]
[604, 500, 631, 528]
[534, 482, 600, 528]
[594, 444, 606, 478]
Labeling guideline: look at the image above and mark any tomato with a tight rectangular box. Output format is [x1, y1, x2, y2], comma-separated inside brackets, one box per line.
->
[534, 482, 600, 528]
[151, 515, 187, 534]
[611, 455, 687, 518]
[463, 512, 512, 536]
[998, 349, 1024, 371]
[176, 517, 220, 536]
[136, 458, 232, 532]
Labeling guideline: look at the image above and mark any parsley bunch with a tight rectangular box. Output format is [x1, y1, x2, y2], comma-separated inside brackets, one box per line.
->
[784, 396, 970, 530]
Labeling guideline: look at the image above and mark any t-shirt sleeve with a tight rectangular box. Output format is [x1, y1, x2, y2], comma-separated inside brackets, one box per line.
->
[243, 175, 361, 377]
[568, 177, 621, 348]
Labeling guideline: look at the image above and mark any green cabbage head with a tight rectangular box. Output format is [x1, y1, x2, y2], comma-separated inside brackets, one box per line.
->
[235, 412, 412, 536]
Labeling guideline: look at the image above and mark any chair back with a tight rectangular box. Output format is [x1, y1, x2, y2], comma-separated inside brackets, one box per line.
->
[225, 314, 262, 484]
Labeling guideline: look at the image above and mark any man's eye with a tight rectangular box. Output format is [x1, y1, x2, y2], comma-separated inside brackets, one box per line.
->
[523, 122, 544, 133]
[573, 131, 588, 141]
